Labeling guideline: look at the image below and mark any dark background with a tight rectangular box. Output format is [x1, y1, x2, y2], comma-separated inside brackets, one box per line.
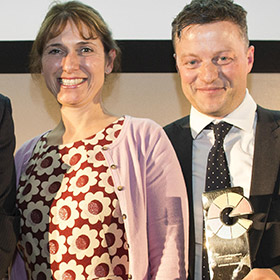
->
[0, 40, 279, 73]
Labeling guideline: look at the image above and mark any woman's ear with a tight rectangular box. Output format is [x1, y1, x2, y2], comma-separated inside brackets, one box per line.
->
[105, 49, 116, 74]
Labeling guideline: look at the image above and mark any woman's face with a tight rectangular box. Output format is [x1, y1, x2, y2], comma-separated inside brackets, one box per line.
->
[41, 21, 115, 108]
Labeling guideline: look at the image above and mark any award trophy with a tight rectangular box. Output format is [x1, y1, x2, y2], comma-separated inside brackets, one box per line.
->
[202, 187, 253, 279]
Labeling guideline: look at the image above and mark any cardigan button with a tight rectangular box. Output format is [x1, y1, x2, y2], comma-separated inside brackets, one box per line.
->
[122, 214, 127, 220]
[102, 146, 108, 150]
[128, 274, 132, 279]
[110, 164, 117, 169]
[117, 186, 124, 191]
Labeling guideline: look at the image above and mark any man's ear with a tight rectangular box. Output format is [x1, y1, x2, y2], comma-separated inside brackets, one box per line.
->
[247, 45, 255, 74]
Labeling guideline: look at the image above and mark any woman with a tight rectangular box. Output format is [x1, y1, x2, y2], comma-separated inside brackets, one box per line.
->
[12, 1, 189, 279]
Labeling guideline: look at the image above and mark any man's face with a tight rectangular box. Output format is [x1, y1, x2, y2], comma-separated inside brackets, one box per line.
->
[175, 21, 254, 118]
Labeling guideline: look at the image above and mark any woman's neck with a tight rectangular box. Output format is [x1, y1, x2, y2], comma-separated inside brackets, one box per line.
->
[47, 102, 119, 145]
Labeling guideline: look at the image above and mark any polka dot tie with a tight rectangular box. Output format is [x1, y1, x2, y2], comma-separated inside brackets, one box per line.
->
[202, 121, 233, 279]
[205, 122, 232, 191]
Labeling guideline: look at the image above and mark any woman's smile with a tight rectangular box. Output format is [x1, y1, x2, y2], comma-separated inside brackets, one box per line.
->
[59, 78, 87, 87]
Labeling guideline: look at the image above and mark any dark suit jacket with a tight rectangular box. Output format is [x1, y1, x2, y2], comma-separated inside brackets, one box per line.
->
[0, 94, 19, 278]
[164, 106, 280, 279]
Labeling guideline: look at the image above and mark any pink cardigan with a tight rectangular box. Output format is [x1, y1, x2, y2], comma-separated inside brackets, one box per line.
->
[11, 115, 189, 279]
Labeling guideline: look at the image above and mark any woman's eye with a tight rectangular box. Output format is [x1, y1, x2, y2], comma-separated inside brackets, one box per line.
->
[48, 49, 62, 55]
[80, 47, 93, 54]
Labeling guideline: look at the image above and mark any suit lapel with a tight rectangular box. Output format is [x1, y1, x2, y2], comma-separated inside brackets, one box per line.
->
[250, 106, 280, 196]
[178, 118, 193, 196]
[249, 106, 280, 261]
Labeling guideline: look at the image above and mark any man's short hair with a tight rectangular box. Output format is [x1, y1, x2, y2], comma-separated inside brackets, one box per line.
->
[172, 0, 249, 47]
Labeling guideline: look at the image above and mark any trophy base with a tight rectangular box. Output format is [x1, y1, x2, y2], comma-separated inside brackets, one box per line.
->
[212, 264, 250, 280]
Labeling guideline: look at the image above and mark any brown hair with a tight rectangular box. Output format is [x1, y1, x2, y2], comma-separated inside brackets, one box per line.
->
[30, 0, 121, 73]
[172, 0, 249, 47]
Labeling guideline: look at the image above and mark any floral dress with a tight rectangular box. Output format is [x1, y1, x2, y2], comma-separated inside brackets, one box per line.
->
[16, 117, 129, 280]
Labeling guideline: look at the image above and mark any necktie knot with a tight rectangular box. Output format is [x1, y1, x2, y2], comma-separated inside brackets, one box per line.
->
[209, 122, 232, 142]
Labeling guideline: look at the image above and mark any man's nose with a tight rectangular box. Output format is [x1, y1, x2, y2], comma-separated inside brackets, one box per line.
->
[198, 62, 219, 84]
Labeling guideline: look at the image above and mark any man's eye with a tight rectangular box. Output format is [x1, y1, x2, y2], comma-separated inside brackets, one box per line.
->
[216, 56, 233, 65]
[184, 60, 198, 69]
[220, 56, 229, 62]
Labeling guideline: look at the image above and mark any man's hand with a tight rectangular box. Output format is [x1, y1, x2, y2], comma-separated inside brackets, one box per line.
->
[243, 268, 280, 279]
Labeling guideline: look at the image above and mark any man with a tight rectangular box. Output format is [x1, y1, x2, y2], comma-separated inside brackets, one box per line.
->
[164, 0, 280, 279]
[0, 94, 19, 278]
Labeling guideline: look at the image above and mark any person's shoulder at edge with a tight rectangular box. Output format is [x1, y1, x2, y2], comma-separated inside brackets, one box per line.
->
[0, 93, 10, 102]
[0, 93, 13, 115]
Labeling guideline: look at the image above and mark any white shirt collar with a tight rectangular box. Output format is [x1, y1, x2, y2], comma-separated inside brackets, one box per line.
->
[190, 89, 257, 139]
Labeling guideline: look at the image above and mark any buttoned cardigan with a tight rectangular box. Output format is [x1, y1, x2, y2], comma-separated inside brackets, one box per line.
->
[11, 115, 189, 280]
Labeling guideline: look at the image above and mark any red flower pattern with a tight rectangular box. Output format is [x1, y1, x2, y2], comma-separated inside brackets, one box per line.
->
[17, 117, 129, 280]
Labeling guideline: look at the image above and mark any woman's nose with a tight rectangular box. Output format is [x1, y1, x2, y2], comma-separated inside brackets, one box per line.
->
[62, 52, 79, 73]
